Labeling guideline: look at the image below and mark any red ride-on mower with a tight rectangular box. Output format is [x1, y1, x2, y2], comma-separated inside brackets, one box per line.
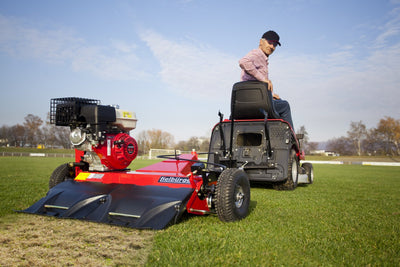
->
[21, 81, 313, 229]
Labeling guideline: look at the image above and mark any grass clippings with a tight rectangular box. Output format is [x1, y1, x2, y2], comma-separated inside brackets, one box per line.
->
[0, 214, 154, 266]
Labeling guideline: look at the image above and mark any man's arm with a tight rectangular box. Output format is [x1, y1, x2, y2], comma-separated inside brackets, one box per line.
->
[239, 55, 267, 82]
[239, 51, 280, 99]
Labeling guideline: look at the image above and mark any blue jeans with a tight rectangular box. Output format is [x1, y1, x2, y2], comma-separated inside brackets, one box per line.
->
[273, 99, 294, 130]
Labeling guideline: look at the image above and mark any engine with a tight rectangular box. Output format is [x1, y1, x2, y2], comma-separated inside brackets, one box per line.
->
[50, 97, 138, 171]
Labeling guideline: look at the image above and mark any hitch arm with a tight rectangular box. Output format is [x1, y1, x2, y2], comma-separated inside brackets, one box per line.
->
[218, 111, 227, 156]
[260, 109, 273, 158]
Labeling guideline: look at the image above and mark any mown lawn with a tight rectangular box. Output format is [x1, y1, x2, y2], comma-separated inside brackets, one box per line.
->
[0, 157, 399, 266]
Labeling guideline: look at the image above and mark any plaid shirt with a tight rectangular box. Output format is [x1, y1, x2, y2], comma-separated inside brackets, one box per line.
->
[239, 48, 269, 82]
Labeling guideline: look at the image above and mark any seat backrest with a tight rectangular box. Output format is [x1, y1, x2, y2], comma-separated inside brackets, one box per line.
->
[231, 81, 280, 120]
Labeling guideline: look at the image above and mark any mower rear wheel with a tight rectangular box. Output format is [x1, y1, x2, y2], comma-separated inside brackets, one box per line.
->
[49, 163, 75, 189]
[215, 168, 250, 222]
[274, 149, 299, 190]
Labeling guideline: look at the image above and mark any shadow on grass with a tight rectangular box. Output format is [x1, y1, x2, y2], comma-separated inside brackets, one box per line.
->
[250, 181, 275, 189]
[250, 181, 312, 190]
[173, 199, 258, 228]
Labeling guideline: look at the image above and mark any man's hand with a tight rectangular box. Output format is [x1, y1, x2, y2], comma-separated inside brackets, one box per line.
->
[264, 79, 279, 99]
[264, 79, 273, 92]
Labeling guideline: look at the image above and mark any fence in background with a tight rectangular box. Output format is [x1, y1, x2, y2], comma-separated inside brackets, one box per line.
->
[302, 160, 400, 167]
[1, 152, 399, 166]
[0, 152, 74, 158]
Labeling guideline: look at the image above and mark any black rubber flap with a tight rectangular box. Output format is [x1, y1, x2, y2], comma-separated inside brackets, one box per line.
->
[20, 180, 194, 230]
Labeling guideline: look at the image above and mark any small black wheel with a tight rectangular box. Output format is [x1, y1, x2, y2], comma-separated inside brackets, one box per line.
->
[49, 163, 75, 189]
[302, 163, 314, 184]
[274, 149, 299, 190]
[215, 168, 250, 222]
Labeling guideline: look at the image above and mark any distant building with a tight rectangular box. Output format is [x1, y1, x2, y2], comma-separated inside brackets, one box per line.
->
[310, 150, 338, 156]
[0, 138, 8, 145]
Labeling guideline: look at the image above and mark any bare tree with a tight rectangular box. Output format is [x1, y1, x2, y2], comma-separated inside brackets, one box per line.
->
[146, 129, 174, 149]
[56, 127, 71, 149]
[347, 121, 367, 156]
[23, 114, 43, 147]
[136, 130, 150, 155]
[307, 142, 319, 153]
[199, 138, 210, 152]
[136, 129, 175, 155]
[9, 124, 26, 147]
[174, 140, 188, 151]
[41, 113, 71, 148]
[364, 128, 385, 155]
[296, 125, 310, 152]
[186, 137, 200, 151]
[326, 137, 353, 155]
[174, 137, 210, 152]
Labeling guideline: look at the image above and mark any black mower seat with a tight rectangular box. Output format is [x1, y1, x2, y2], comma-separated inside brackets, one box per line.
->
[231, 81, 281, 120]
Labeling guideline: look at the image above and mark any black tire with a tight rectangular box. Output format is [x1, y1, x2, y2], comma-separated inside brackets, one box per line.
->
[49, 163, 75, 189]
[274, 149, 299, 190]
[302, 163, 314, 184]
[215, 168, 250, 222]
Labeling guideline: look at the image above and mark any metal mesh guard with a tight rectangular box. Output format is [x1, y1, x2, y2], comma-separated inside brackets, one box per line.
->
[50, 97, 100, 125]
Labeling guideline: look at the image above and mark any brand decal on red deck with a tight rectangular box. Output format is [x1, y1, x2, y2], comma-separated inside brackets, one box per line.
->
[158, 176, 190, 184]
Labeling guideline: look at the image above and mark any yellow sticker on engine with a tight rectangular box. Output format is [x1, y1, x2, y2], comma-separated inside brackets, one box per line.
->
[75, 172, 90, 181]
[123, 111, 132, 118]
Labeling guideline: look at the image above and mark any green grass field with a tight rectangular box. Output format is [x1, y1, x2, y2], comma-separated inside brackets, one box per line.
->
[0, 157, 399, 266]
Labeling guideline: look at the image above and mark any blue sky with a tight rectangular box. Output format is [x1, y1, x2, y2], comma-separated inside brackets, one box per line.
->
[1, 0, 399, 142]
